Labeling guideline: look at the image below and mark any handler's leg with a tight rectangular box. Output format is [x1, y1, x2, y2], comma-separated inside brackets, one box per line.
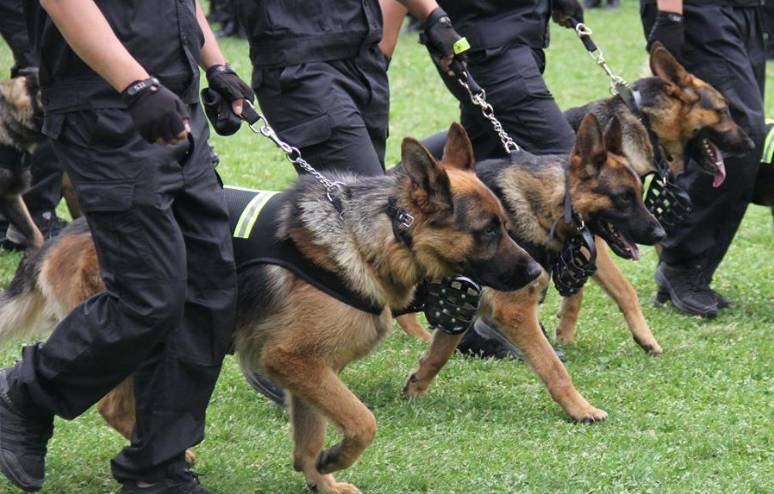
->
[111, 107, 236, 485]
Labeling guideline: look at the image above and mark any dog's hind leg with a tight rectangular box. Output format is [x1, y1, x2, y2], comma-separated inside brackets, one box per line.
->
[265, 351, 373, 491]
[591, 240, 662, 355]
[289, 393, 360, 494]
[395, 313, 432, 342]
[403, 329, 464, 398]
[556, 289, 584, 345]
[0, 195, 43, 249]
[489, 282, 608, 423]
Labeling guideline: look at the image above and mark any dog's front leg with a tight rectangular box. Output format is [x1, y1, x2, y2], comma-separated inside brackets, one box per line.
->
[395, 313, 432, 342]
[403, 329, 465, 399]
[264, 351, 373, 493]
[488, 282, 608, 423]
[556, 289, 584, 345]
[591, 238, 662, 354]
[0, 195, 43, 249]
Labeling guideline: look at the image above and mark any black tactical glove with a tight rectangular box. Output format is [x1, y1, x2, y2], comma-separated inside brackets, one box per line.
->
[205, 63, 254, 105]
[552, 0, 584, 28]
[122, 77, 190, 143]
[420, 7, 469, 77]
[647, 11, 685, 58]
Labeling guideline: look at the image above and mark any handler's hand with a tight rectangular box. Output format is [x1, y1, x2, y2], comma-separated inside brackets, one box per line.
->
[647, 11, 685, 58]
[552, 0, 584, 28]
[122, 78, 190, 145]
[421, 7, 468, 78]
[206, 64, 254, 117]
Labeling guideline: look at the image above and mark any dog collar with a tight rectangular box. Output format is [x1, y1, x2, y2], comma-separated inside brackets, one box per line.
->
[386, 197, 414, 249]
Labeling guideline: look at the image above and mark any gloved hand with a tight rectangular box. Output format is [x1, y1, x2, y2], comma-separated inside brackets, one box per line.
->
[206, 64, 254, 116]
[647, 10, 685, 58]
[552, 0, 584, 28]
[420, 7, 468, 77]
[122, 77, 190, 144]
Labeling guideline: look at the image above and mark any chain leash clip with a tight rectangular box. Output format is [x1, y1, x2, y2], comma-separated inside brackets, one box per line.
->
[455, 70, 521, 154]
[241, 102, 344, 206]
[572, 21, 629, 94]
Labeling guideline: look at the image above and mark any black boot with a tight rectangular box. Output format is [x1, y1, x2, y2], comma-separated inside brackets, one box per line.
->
[457, 318, 565, 362]
[607, 0, 620, 8]
[654, 262, 719, 318]
[0, 368, 54, 492]
[584, 0, 602, 8]
[118, 471, 215, 494]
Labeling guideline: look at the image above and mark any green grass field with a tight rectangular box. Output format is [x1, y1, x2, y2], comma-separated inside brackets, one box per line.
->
[1, 2, 773, 493]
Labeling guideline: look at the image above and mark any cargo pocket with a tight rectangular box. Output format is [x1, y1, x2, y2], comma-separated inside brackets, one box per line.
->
[76, 181, 152, 279]
[276, 113, 332, 148]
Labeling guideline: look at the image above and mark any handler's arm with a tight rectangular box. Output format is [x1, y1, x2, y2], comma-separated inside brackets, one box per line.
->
[39, 0, 148, 92]
[195, 0, 227, 69]
[379, 0, 408, 59]
[657, 0, 682, 14]
[394, 0, 437, 22]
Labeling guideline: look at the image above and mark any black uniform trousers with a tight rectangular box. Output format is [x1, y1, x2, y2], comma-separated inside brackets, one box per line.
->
[0, 0, 63, 219]
[7, 104, 237, 483]
[642, 4, 765, 274]
[428, 44, 576, 160]
[252, 44, 390, 176]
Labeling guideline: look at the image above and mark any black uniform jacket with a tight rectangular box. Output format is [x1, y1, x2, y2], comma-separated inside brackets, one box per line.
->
[237, 0, 383, 68]
[24, 0, 203, 112]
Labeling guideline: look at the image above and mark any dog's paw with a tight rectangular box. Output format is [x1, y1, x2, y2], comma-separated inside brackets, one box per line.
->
[307, 474, 361, 494]
[570, 405, 608, 424]
[316, 444, 343, 474]
[402, 373, 428, 399]
[633, 335, 663, 355]
[185, 448, 196, 466]
[555, 333, 576, 345]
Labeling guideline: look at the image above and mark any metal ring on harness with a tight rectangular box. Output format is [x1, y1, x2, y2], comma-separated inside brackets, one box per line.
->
[552, 227, 597, 297]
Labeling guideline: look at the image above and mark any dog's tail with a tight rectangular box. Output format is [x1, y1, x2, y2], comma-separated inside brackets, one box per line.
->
[0, 249, 49, 345]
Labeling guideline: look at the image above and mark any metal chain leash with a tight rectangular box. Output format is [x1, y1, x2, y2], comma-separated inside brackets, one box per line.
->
[454, 67, 521, 154]
[241, 102, 343, 201]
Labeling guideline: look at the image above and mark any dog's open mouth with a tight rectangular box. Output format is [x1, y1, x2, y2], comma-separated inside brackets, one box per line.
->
[695, 137, 726, 188]
[594, 220, 640, 261]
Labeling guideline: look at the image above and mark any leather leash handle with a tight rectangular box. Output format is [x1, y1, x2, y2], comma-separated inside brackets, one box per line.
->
[570, 18, 599, 53]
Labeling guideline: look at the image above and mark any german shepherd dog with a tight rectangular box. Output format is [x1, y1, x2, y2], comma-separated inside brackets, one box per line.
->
[0, 125, 541, 493]
[0, 75, 46, 249]
[400, 113, 664, 424]
[556, 44, 753, 349]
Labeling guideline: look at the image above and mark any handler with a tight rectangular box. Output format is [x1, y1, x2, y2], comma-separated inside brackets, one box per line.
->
[237, 0, 467, 176]
[0, 0, 252, 492]
[406, 0, 583, 359]
[641, 0, 765, 317]
[0, 0, 66, 249]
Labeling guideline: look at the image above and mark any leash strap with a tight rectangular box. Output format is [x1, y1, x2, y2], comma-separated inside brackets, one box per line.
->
[570, 20, 629, 95]
[241, 102, 344, 211]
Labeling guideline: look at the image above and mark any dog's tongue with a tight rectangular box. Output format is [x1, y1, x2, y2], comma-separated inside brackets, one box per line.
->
[622, 237, 641, 261]
[710, 141, 727, 188]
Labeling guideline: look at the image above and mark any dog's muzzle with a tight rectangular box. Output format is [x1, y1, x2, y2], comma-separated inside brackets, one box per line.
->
[644, 174, 692, 235]
[423, 276, 481, 335]
[552, 227, 597, 297]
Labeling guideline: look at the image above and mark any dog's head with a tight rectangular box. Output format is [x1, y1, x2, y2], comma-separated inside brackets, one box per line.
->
[570, 114, 666, 260]
[0, 72, 44, 151]
[647, 43, 754, 187]
[400, 123, 542, 291]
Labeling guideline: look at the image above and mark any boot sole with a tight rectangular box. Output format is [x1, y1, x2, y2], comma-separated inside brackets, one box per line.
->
[654, 270, 718, 318]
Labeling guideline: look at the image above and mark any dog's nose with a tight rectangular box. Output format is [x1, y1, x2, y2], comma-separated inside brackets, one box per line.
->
[525, 260, 543, 283]
[652, 224, 667, 242]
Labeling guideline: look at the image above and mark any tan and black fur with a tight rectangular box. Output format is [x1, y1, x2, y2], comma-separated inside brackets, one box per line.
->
[557, 44, 753, 350]
[400, 114, 664, 423]
[0, 124, 541, 493]
[0, 75, 46, 249]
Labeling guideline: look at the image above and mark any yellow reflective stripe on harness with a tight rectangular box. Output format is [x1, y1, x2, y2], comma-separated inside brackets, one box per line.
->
[233, 191, 278, 239]
[763, 120, 774, 165]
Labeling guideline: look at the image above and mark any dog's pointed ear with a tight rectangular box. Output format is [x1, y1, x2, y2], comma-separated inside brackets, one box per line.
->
[573, 114, 607, 178]
[604, 116, 624, 156]
[650, 42, 698, 104]
[441, 122, 475, 171]
[402, 137, 452, 212]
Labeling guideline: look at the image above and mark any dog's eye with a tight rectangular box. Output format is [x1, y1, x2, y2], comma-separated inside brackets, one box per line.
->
[616, 189, 636, 205]
[482, 220, 501, 240]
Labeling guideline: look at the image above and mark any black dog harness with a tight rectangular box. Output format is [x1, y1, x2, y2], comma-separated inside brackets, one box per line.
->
[225, 186, 384, 315]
